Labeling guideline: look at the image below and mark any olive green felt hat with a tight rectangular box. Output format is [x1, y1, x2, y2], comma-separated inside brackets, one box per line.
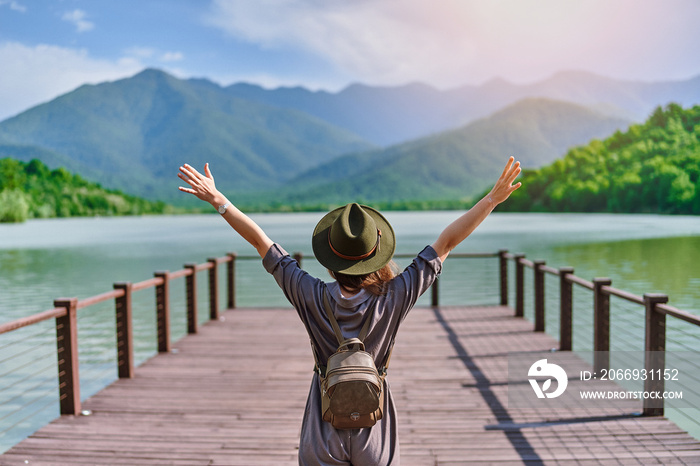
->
[312, 203, 395, 276]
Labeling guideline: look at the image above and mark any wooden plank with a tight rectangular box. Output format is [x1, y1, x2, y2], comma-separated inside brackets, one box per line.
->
[1, 305, 699, 465]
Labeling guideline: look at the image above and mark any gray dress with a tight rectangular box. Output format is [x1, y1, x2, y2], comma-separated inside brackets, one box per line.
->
[263, 243, 442, 466]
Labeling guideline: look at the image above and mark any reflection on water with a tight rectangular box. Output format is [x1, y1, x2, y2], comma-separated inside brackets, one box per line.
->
[539, 235, 700, 311]
[1, 212, 699, 451]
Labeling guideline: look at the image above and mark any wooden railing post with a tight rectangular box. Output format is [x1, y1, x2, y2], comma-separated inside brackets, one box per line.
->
[499, 250, 508, 306]
[593, 277, 612, 373]
[185, 263, 198, 334]
[54, 297, 80, 415]
[431, 277, 439, 307]
[293, 252, 303, 268]
[533, 260, 546, 332]
[514, 254, 526, 317]
[208, 258, 219, 321]
[154, 271, 171, 353]
[644, 293, 669, 416]
[559, 267, 574, 351]
[114, 282, 134, 379]
[227, 253, 237, 310]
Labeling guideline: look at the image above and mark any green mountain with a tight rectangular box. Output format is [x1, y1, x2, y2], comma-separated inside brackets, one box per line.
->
[256, 98, 630, 208]
[0, 158, 175, 223]
[499, 103, 700, 214]
[0, 69, 374, 204]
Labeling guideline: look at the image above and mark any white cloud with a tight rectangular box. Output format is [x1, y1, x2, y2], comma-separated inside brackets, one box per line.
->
[0, 0, 26, 12]
[205, 0, 477, 87]
[123, 47, 183, 63]
[160, 51, 184, 62]
[62, 9, 95, 33]
[0, 42, 143, 120]
[124, 46, 157, 59]
[204, 0, 700, 87]
[213, 70, 341, 93]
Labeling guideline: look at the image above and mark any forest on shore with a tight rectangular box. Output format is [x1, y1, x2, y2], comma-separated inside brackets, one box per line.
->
[0, 158, 177, 223]
[499, 104, 700, 215]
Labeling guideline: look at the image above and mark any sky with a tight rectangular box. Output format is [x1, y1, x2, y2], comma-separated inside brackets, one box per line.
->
[1, 0, 700, 121]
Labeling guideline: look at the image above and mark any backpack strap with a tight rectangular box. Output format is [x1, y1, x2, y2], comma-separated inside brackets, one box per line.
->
[312, 291, 344, 378]
[337, 337, 365, 352]
[322, 290, 374, 345]
[322, 291, 345, 345]
[358, 308, 373, 341]
[379, 340, 395, 380]
[310, 338, 325, 378]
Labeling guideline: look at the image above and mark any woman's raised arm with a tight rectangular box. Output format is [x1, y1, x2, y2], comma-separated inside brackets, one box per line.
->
[178, 163, 274, 258]
[431, 156, 521, 262]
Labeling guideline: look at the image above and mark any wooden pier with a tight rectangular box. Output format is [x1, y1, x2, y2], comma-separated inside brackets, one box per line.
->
[2, 304, 699, 465]
[2, 251, 700, 464]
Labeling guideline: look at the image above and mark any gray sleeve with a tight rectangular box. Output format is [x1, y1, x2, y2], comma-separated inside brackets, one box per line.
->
[387, 245, 442, 322]
[262, 243, 325, 328]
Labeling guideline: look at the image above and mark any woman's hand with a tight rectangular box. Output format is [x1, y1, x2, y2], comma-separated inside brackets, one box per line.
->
[178, 163, 224, 206]
[432, 156, 522, 262]
[178, 162, 273, 257]
[488, 156, 522, 205]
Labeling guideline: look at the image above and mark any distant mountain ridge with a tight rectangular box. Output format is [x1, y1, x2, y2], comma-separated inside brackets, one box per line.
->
[226, 81, 448, 146]
[1, 68, 698, 208]
[227, 70, 700, 145]
[255, 98, 630, 208]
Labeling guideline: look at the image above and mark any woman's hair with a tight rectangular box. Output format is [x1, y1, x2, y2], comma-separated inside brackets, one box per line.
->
[329, 260, 400, 296]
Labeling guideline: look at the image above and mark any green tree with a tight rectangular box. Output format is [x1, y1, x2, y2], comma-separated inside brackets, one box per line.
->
[498, 103, 700, 215]
[0, 158, 178, 222]
[0, 159, 27, 190]
[0, 189, 29, 222]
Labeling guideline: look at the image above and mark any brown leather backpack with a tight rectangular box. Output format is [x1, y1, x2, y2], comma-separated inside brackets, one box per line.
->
[312, 293, 393, 429]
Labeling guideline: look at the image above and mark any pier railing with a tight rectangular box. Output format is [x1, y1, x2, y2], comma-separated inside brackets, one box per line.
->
[1, 248, 698, 439]
[0, 253, 238, 417]
[0, 251, 499, 425]
[504, 253, 700, 417]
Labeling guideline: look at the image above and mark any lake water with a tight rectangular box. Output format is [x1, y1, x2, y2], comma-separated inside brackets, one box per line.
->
[1, 212, 699, 452]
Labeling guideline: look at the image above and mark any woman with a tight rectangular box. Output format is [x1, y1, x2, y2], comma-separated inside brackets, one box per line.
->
[178, 157, 521, 465]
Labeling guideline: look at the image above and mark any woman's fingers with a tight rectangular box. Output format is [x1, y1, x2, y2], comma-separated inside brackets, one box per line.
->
[489, 157, 522, 204]
[505, 160, 520, 180]
[501, 159, 520, 187]
[179, 164, 212, 186]
[499, 156, 515, 179]
[178, 167, 194, 185]
[497, 157, 520, 193]
[177, 171, 198, 190]
[178, 163, 218, 204]
[177, 171, 191, 185]
[508, 164, 521, 184]
[179, 164, 201, 182]
[496, 159, 520, 188]
[507, 161, 522, 193]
